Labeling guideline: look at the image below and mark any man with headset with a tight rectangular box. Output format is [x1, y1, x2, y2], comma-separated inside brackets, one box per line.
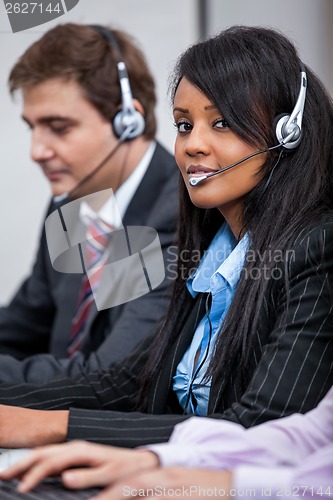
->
[0, 23, 178, 383]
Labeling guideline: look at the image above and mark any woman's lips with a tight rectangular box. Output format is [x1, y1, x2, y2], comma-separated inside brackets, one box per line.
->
[186, 164, 217, 177]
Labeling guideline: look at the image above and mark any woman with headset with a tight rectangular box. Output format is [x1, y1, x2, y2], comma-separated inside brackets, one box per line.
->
[0, 25, 333, 495]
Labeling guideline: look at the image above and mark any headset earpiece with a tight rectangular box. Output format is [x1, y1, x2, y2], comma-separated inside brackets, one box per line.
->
[274, 113, 302, 151]
[274, 64, 307, 151]
[89, 24, 146, 141]
[112, 107, 145, 140]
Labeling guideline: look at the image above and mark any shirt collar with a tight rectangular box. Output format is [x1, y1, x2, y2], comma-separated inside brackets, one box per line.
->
[114, 141, 156, 217]
[79, 194, 123, 229]
[187, 222, 249, 297]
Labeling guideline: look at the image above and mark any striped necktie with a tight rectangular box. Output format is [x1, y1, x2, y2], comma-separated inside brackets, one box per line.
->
[68, 218, 114, 357]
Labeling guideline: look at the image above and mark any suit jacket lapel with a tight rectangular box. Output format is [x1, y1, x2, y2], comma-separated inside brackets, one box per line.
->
[123, 143, 175, 226]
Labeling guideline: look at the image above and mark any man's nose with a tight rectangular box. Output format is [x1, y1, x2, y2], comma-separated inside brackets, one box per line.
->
[30, 130, 54, 162]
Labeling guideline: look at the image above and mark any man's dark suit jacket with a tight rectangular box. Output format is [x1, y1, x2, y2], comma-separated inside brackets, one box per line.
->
[0, 143, 179, 384]
[0, 215, 332, 447]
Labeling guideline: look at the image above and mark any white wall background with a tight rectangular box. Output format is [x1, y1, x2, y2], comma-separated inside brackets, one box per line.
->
[208, 0, 333, 95]
[0, 0, 332, 304]
[0, 0, 198, 304]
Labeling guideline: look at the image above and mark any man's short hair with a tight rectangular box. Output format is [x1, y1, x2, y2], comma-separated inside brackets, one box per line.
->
[9, 23, 157, 139]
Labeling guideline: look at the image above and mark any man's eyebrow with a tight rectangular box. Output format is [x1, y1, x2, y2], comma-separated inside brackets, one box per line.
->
[21, 115, 76, 125]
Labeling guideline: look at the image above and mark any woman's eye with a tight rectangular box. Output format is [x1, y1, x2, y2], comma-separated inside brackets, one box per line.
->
[174, 121, 192, 133]
[214, 118, 229, 129]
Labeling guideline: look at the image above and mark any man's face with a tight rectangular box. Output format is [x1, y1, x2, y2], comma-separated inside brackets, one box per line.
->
[22, 78, 121, 197]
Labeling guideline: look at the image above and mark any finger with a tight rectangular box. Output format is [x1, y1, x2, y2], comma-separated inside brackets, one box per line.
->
[16, 460, 67, 494]
[16, 444, 102, 493]
[63, 452, 158, 490]
[0, 442, 88, 480]
[62, 465, 114, 490]
[0, 445, 66, 480]
[0, 450, 41, 480]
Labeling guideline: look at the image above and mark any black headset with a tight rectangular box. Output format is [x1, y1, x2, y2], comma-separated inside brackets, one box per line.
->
[274, 63, 307, 151]
[90, 24, 145, 141]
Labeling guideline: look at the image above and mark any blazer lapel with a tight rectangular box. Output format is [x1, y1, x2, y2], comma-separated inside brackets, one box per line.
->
[123, 142, 176, 226]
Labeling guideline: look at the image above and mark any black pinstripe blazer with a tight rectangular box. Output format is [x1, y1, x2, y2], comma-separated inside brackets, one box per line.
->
[1, 215, 333, 448]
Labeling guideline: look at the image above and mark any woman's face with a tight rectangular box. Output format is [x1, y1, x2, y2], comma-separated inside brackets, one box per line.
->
[173, 77, 266, 236]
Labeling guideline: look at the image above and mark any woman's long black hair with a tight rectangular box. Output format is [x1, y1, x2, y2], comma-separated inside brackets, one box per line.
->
[137, 26, 333, 409]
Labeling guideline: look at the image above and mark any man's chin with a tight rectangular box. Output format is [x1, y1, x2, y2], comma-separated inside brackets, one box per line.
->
[50, 183, 74, 199]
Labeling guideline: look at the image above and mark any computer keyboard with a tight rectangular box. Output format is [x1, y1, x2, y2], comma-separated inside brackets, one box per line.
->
[0, 477, 101, 498]
[0, 449, 101, 498]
